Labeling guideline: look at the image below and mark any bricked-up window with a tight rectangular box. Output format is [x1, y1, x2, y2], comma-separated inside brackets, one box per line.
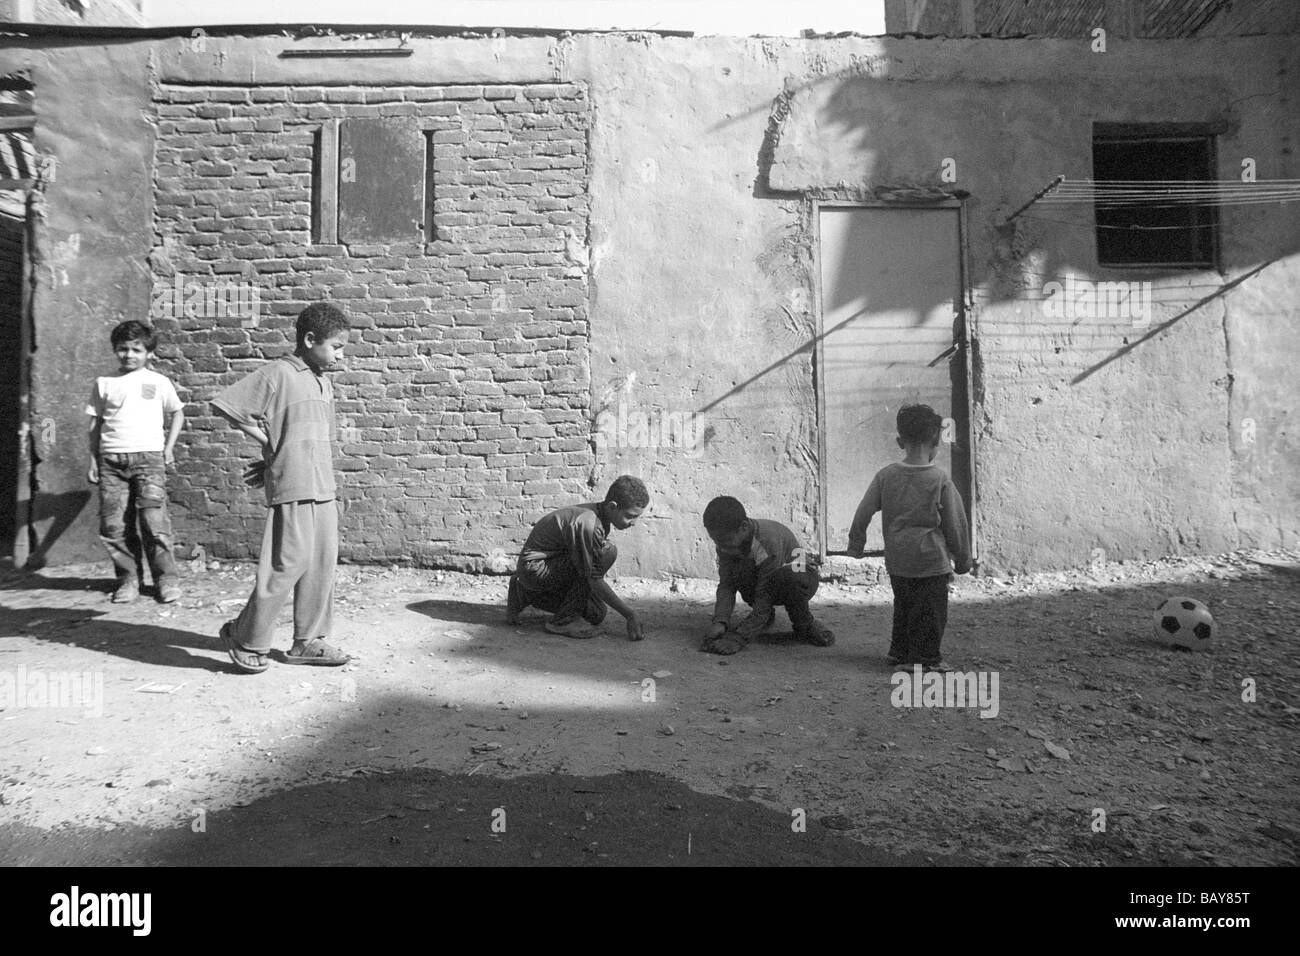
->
[1092, 126, 1218, 268]
[152, 81, 594, 568]
[422, 130, 436, 243]
[337, 118, 425, 243]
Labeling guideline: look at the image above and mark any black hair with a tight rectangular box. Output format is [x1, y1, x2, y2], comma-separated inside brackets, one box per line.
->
[110, 320, 158, 352]
[605, 475, 649, 510]
[897, 404, 944, 445]
[295, 302, 351, 350]
[702, 495, 747, 535]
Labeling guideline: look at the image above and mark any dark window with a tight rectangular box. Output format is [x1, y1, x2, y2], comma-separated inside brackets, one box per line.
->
[423, 130, 436, 243]
[1092, 129, 1217, 268]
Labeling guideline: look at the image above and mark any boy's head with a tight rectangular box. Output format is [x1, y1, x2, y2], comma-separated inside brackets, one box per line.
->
[896, 404, 944, 459]
[295, 303, 351, 372]
[109, 320, 158, 373]
[703, 495, 750, 553]
[603, 475, 649, 530]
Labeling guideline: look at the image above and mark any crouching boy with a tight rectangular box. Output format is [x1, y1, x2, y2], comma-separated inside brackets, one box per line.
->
[507, 475, 648, 641]
[700, 496, 833, 655]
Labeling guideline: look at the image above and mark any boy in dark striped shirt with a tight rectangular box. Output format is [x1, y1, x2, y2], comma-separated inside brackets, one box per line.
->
[700, 496, 834, 655]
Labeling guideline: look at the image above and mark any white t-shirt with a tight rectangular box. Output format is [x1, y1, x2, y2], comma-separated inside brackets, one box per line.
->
[85, 368, 183, 454]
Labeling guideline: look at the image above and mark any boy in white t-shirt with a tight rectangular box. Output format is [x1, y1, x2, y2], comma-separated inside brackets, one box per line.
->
[86, 320, 185, 603]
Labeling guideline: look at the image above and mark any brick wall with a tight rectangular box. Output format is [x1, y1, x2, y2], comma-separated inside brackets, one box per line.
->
[150, 82, 594, 569]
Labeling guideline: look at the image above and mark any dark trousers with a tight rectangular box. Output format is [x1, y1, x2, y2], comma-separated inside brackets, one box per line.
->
[515, 544, 618, 625]
[98, 451, 177, 585]
[889, 574, 949, 665]
[733, 563, 820, 631]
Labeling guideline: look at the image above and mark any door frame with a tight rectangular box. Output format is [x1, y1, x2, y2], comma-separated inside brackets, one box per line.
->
[810, 198, 979, 563]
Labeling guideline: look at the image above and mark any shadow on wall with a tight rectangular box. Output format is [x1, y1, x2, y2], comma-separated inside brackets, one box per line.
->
[22, 490, 92, 570]
[700, 56, 1300, 413]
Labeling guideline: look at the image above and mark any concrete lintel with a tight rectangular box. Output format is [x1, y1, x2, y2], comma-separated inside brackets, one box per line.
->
[156, 35, 561, 86]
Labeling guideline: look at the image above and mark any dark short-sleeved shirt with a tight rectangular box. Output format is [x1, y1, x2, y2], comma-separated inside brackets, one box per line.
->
[520, 503, 612, 580]
[211, 355, 336, 506]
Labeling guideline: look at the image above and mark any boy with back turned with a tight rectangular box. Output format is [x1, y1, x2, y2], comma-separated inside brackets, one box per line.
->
[847, 404, 971, 670]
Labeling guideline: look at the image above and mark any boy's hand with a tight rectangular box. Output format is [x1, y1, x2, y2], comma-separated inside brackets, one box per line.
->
[625, 614, 645, 642]
[846, 545, 865, 559]
[703, 621, 727, 643]
[87, 461, 99, 484]
[164, 448, 175, 466]
[243, 460, 267, 488]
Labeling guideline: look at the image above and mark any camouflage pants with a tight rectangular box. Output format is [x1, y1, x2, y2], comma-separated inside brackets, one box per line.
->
[98, 451, 177, 585]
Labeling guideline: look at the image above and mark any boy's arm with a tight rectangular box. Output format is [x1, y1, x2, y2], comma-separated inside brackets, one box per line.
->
[163, 408, 185, 464]
[210, 367, 276, 451]
[569, 519, 643, 640]
[590, 578, 643, 639]
[212, 405, 271, 488]
[708, 554, 738, 634]
[940, 479, 972, 574]
[847, 474, 882, 555]
[212, 404, 269, 449]
[87, 417, 102, 484]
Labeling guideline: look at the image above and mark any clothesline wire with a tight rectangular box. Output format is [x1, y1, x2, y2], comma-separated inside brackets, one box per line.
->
[1034, 178, 1300, 208]
[1017, 215, 1222, 230]
[1054, 178, 1300, 184]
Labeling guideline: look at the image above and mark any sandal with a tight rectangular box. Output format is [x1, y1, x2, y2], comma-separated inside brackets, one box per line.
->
[284, 638, 351, 666]
[220, 621, 269, 674]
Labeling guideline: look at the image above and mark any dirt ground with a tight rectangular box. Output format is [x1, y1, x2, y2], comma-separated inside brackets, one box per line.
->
[1, 548, 1297, 866]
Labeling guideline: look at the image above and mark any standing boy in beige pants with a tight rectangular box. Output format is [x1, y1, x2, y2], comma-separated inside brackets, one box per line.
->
[211, 303, 352, 673]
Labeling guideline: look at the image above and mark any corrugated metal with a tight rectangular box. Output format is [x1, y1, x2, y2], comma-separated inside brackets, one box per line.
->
[1192, 0, 1300, 35]
[899, 0, 1288, 37]
[982, 0, 1104, 37]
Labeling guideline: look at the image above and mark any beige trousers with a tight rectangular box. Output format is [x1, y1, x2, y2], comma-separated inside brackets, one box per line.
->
[232, 499, 338, 652]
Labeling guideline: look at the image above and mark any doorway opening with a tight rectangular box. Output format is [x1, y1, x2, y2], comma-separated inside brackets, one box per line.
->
[815, 203, 977, 557]
[1, 78, 36, 565]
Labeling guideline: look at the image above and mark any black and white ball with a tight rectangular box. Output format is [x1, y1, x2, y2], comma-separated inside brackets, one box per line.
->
[1154, 596, 1214, 650]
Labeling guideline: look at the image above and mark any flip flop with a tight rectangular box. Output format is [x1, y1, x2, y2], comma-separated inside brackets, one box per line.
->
[220, 621, 269, 674]
[284, 638, 351, 666]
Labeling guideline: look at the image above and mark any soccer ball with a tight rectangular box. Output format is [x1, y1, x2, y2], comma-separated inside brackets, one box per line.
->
[1154, 596, 1214, 650]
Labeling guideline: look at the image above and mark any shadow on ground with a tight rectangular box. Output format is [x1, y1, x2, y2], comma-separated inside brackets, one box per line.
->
[1, 556, 1297, 866]
[0, 606, 229, 672]
[0, 767, 963, 866]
